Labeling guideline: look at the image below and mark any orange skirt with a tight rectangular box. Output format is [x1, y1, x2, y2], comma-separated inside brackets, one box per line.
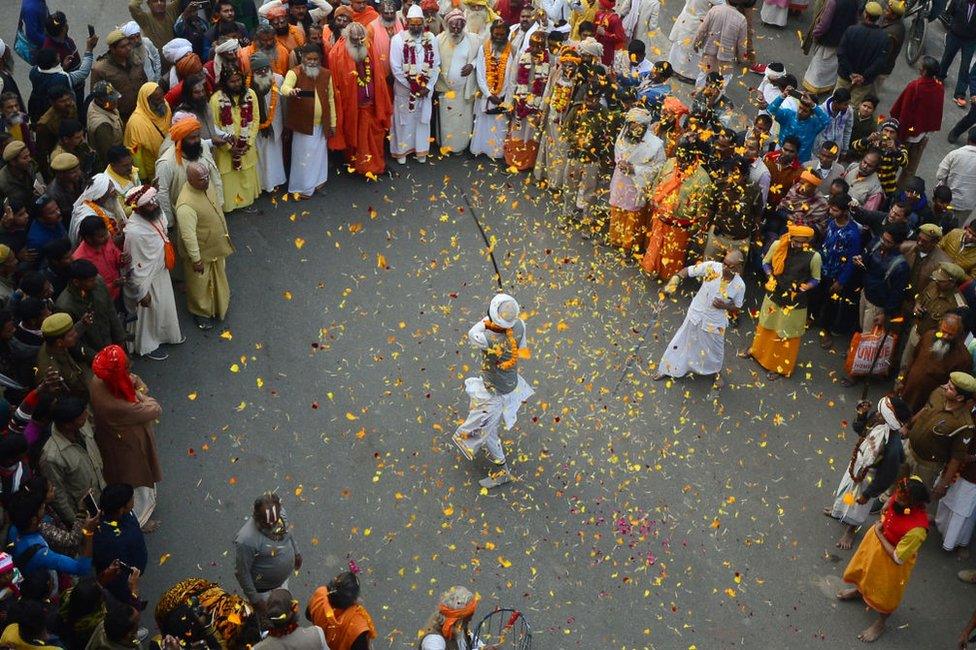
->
[843, 528, 918, 614]
[609, 206, 649, 251]
[749, 325, 800, 377]
[641, 217, 689, 280]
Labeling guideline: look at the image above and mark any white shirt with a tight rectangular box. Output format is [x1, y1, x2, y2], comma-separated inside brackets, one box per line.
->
[685, 261, 745, 331]
[937, 144, 976, 212]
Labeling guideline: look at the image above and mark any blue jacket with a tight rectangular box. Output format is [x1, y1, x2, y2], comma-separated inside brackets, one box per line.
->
[9, 528, 91, 576]
[862, 237, 909, 318]
[768, 95, 832, 163]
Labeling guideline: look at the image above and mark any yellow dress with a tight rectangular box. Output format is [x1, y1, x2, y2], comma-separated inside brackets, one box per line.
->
[210, 88, 261, 212]
[843, 525, 927, 614]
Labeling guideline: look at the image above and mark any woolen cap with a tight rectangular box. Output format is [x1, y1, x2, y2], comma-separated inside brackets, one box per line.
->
[950, 371, 976, 394]
[50, 152, 79, 172]
[938, 261, 967, 282]
[106, 30, 127, 46]
[918, 223, 943, 238]
[41, 312, 73, 337]
[864, 1, 883, 16]
[2, 141, 25, 162]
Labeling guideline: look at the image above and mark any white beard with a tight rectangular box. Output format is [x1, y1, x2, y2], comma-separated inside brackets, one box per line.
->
[345, 41, 369, 62]
[303, 64, 320, 78]
[930, 338, 952, 359]
[449, 30, 464, 43]
[252, 72, 273, 94]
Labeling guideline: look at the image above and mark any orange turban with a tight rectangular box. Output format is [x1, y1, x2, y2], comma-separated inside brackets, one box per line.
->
[175, 53, 203, 79]
[799, 169, 822, 187]
[421, 0, 439, 11]
[92, 344, 136, 403]
[439, 596, 478, 639]
[333, 5, 353, 17]
[770, 224, 816, 275]
[267, 5, 287, 18]
[170, 115, 201, 162]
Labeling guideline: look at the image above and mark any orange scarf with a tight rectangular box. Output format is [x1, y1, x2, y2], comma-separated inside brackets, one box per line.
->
[439, 597, 478, 639]
[770, 224, 816, 275]
[308, 589, 377, 650]
[83, 200, 119, 238]
[651, 162, 695, 218]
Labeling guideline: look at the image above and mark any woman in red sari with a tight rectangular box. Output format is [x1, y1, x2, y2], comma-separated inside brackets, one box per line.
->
[837, 475, 930, 643]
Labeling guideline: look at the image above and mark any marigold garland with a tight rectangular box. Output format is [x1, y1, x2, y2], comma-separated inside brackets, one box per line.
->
[245, 73, 280, 130]
[483, 39, 511, 97]
[483, 319, 519, 370]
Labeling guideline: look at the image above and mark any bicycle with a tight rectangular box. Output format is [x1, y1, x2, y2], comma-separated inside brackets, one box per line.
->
[473, 608, 533, 649]
[904, 0, 933, 65]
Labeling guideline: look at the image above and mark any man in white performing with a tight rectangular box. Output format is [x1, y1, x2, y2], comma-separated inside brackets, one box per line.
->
[435, 9, 479, 154]
[453, 294, 535, 488]
[123, 186, 184, 361]
[653, 251, 745, 388]
[390, 5, 441, 164]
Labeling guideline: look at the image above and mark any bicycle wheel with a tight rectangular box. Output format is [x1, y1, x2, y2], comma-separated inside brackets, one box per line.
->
[472, 609, 532, 650]
[905, 14, 926, 65]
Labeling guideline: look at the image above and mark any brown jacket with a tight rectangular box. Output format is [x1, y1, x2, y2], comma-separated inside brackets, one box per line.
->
[90, 56, 148, 120]
[89, 375, 162, 489]
[284, 65, 333, 135]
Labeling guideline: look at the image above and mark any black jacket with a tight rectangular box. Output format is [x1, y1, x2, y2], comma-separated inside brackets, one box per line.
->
[948, 0, 976, 40]
[837, 22, 891, 82]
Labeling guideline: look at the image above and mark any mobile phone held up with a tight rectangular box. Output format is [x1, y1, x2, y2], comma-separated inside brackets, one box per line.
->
[83, 491, 99, 517]
[87, 24, 95, 38]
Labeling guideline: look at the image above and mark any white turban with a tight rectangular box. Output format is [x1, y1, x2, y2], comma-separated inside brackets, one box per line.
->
[489, 293, 520, 328]
[420, 637, 447, 650]
[878, 396, 902, 430]
[578, 37, 603, 58]
[120, 21, 141, 37]
[626, 107, 652, 125]
[445, 8, 466, 24]
[125, 185, 158, 207]
[407, 4, 424, 19]
[0, 39, 7, 59]
[72, 174, 114, 218]
[162, 38, 193, 63]
[214, 38, 241, 55]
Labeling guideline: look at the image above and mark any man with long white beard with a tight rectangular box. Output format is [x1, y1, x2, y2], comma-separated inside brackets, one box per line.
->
[69, 173, 127, 244]
[328, 23, 392, 178]
[898, 312, 973, 413]
[462, 0, 496, 35]
[155, 114, 222, 227]
[242, 24, 290, 78]
[470, 20, 512, 160]
[282, 45, 336, 198]
[122, 186, 183, 361]
[121, 21, 162, 83]
[435, 10, 479, 154]
[607, 107, 665, 252]
[389, 6, 441, 164]
[248, 52, 286, 193]
[453, 294, 534, 489]
[368, 1, 403, 85]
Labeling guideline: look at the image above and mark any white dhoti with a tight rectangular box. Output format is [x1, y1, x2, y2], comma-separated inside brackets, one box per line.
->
[658, 316, 726, 377]
[391, 88, 434, 158]
[802, 45, 839, 94]
[936, 477, 976, 550]
[759, 1, 788, 26]
[437, 94, 475, 153]
[667, 40, 701, 80]
[128, 271, 183, 355]
[288, 128, 329, 197]
[830, 469, 874, 527]
[256, 132, 286, 192]
[470, 109, 507, 159]
[133, 484, 157, 527]
[454, 375, 535, 463]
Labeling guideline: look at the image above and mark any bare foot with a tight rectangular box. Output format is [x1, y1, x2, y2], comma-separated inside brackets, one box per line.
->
[857, 620, 886, 643]
[836, 529, 855, 550]
[836, 587, 860, 601]
[822, 506, 835, 517]
[141, 519, 161, 534]
[766, 371, 782, 381]
[737, 349, 752, 359]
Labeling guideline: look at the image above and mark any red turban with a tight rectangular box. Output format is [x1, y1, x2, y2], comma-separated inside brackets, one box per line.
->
[333, 5, 353, 17]
[421, 0, 439, 11]
[92, 344, 137, 403]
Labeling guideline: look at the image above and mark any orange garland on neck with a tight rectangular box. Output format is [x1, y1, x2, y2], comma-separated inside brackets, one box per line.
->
[483, 39, 511, 97]
[246, 72, 280, 130]
[483, 319, 518, 370]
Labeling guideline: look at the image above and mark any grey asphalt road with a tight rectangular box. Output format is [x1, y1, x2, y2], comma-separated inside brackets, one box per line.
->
[2, 0, 975, 647]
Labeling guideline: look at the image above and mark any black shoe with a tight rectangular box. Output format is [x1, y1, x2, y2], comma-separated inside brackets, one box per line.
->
[193, 315, 214, 330]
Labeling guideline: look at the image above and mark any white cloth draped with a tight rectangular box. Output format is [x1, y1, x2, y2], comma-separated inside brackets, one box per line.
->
[255, 76, 286, 192]
[288, 128, 329, 197]
[830, 424, 891, 526]
[469, 43, 512, 159]
[436, 32, 479, 153]
[936, 477, 976, 550]
[389, 31, 442, 157]
[609, 128, 666, 211]
[123, 214, 183, 355]
[668, 0, 724, 78]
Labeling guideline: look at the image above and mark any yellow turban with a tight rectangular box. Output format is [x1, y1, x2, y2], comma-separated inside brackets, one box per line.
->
[770, 225, 816, 275]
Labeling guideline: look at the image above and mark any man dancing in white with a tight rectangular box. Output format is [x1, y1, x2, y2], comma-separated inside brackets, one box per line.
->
[390, 5, 441, 163]
[654, 251, 745, 388]
[453, 294, 535, 488]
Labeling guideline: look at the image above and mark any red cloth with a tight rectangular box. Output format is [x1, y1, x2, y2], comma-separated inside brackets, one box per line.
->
[494, 0, 526, 25]
[595, 9, 626, 65]
[889, 76, 945, 142]
[328, 39, 393, 176]
[881, 504, 929, 546]
[72, 239, 123, 301]
[91, 345, 137, 403]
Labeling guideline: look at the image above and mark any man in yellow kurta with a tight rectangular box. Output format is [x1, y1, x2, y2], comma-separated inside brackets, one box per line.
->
[176, 162, 234, 330]
[938, 224, 976, 279]
[744, 224, 822, 380]
[209, 66, 261, 212]
[123, 82, 171, 183]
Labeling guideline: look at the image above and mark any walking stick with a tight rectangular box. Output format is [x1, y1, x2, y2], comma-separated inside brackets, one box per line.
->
[859, 329, 891, 402]
[460, 188, 505, 290]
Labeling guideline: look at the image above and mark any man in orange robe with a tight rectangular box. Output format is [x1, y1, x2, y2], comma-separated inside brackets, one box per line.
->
[367, 0, 402, 84]
[329, 23, 393, 177]
[350, 0, 380, 25]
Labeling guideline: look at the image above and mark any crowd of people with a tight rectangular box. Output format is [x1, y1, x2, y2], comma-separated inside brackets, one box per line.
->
[0, 0, 975, 643]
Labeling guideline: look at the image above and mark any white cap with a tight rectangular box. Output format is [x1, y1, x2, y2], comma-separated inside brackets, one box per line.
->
[120, 20, 141, 37]
[489, 293, 520, 328]
[420, 636, 447, 650]
[407, 4, 424, 19]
